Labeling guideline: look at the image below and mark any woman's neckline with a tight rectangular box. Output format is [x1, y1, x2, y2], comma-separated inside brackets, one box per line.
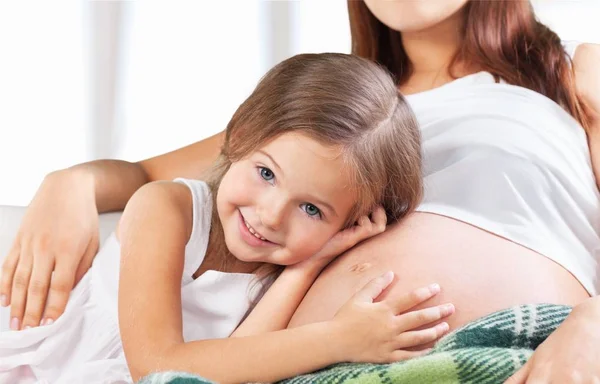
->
[402, 70, 490, 98]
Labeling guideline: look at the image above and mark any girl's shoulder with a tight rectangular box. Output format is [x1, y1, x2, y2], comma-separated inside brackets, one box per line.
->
[172, 178, 214, 282]
[118, 180, 196, 240]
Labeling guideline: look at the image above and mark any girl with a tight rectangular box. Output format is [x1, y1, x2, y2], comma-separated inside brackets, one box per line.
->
[5, 1, 600, 381]
[0, 53, 454, 383]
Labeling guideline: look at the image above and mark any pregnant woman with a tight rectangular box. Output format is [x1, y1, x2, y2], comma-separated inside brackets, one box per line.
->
[2, 0, 600, 381]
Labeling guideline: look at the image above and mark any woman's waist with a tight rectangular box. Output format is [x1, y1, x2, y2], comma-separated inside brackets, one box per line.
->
[289, 212, 590, 331]
[412, 202, 598, 294]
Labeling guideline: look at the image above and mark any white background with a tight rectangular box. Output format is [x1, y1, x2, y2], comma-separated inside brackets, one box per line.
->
[0, 0, 598, 206]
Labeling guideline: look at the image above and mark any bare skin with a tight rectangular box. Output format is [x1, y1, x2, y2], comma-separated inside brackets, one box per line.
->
[288, 213, 588, 334]
[2, 1, 600, 381]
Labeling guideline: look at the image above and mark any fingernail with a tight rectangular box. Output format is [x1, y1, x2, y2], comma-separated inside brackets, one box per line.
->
[0, 294, 6, 307]
[10, 317, 19, 331]
[438, 322, 449, 332]
[383, 271, 394, 280]
[443, 303, 455, 315]
[24, 325, 31, 330]
[429, 283, 440, 293]
[43, 318, 54, 326]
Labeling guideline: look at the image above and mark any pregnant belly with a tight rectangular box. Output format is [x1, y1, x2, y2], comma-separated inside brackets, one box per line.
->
[288, 213, 589, 331]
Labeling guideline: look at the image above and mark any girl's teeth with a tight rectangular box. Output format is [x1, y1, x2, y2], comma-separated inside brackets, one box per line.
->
[244, 220, 267, 241]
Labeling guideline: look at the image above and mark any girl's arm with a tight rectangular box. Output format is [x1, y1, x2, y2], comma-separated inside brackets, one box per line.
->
[231, 209, 388, 337]
[230, 266, 320, 337]
[118, 182, 453, 383]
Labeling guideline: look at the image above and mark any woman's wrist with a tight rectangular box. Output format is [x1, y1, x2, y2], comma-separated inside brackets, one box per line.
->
[575, 295, 600, 317]
[48, 166, 95, 191]
[43, 168, 95, 200]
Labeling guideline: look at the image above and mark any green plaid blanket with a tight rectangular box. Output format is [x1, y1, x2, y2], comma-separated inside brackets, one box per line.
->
[138, 304, 571, 384]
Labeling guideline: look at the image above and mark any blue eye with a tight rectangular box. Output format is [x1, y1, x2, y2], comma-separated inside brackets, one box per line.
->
[301, 203, 321, 219]
[259, 167, 275, 182]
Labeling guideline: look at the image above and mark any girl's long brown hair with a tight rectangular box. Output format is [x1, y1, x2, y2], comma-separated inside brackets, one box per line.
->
[348, 0, 590, 131]
[206, 53, 422, 289]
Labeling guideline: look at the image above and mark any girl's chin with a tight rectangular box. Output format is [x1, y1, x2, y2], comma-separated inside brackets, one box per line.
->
[228, 247, 266, 263]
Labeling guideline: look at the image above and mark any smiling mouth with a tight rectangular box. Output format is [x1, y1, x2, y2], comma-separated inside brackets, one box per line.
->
[243, 218, 268, 241]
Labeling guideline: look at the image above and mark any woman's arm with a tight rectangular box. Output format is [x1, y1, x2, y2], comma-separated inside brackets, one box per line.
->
[505, 295, 600, 383]
[573, 44, 600, 187]
[0, 131, 223, 330]
[118, 183, 452, 383]
[505, 43, 600, 383]
[80, 130, 225, 213]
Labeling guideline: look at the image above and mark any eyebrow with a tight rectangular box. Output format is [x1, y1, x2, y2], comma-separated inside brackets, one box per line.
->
[311, 198, 338, 218]
[258, 149, 338, 218]
[258, 149, 283, 176]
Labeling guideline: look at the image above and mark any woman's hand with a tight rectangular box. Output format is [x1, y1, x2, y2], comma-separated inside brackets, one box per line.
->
[0, 169, 99, 330]
[505, 296, 600, 383]
[330, 271, 454, 363]
[291, 206, 387, 274]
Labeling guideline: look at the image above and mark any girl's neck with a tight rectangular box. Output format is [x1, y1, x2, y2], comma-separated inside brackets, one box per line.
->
[193, 224, 263, 279]
[399, 9, 478, 95]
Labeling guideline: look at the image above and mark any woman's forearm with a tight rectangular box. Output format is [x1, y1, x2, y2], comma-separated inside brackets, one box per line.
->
[576, 294, 600, 316]
[588, 120, 600, 191]
[65, 160, 150, 213]
[134, 321, 345, 383]
[58, 131, 225, 213]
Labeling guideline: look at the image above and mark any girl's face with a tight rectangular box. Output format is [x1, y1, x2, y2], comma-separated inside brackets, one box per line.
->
[217, 132, 358, 266]
[364, 0, 469, 33]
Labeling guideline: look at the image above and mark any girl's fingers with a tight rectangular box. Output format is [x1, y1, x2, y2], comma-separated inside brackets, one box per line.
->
[396, 303, 455, 331]
[357, 215, 372, 231]
[385, 283, 442, 313]
[371, 206, 387, 231]
[389, 348, 433, 362]
[395, 322, 450, 349]
[353, 271, 395, 303]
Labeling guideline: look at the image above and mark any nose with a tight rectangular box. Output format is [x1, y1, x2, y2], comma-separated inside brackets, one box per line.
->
[257, 194, 287, 231]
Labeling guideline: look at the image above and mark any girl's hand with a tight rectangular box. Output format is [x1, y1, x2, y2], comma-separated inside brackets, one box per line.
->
[330, 271, 454, 363]
[505, 296, 600, 384]
[292, 206, 387, 273]
[0, 170, 99, 330]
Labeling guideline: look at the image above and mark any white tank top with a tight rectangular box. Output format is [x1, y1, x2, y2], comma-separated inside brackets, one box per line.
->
[406, 42, 600, 295]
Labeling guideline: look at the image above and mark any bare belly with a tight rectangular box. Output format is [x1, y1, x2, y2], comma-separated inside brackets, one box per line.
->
[288, 213, 589, 332]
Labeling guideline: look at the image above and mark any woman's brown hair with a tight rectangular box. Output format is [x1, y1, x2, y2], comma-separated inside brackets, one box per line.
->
[348, 0, 591, 131]
[205, 53, 422, 286]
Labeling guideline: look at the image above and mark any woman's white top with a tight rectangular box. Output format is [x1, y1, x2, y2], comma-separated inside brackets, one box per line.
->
[0, 178, 259, 383]
[409, 41, 599, 295]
